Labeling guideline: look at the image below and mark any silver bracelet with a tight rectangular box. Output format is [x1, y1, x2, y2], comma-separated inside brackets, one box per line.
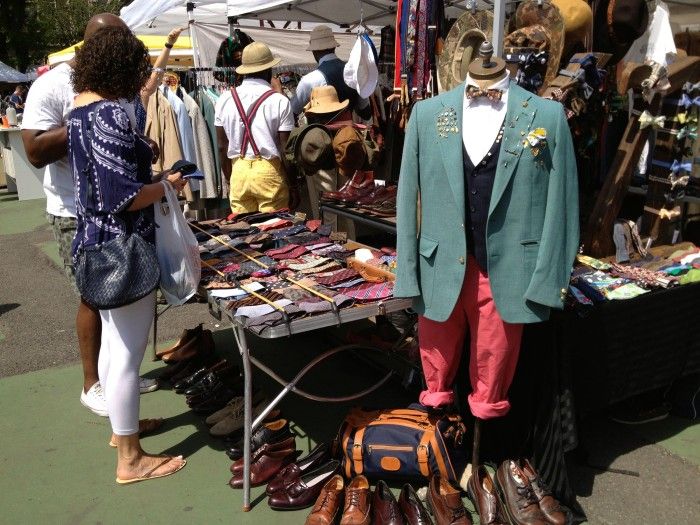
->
[153, 67, 165, 74]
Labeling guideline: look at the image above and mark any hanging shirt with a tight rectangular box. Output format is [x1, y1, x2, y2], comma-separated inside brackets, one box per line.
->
[214, 78, 294, 160]
[180, 87, 217, 199]
[162, 86, 198, 191]
[462, 73, 510, 165]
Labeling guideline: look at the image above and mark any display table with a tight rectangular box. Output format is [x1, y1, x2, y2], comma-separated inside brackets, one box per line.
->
[0, 127, 45, 200]
[208, 292, 412, 511]
[319, 202, 397, 234]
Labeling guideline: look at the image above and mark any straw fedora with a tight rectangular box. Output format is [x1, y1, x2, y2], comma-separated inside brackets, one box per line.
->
[438, 9, 494, 92]
[304, 85, 350, 114]
[593, 0, 649, 65]
[235, 42, 281, 75]
[514, 0, 565, 88]
[551, 0, 593, 53]
[306, 25, 340, 52]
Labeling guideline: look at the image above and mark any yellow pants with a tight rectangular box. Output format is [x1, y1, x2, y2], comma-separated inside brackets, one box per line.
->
[230, 157, 289, 214]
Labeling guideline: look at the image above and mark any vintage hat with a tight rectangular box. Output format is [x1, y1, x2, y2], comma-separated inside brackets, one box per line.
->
[593, 0, 649, 65]
[306, 25, 340, 51]
[551, 0, 593, 52]
[304, 85, 350, 114]
[438, 10, 494, 92]
[333, 126, 366, 177]
[295, 124, 335, 172]
[344, 35, 379, 99]
[514, 0, 566, 88]
[235, 42, 281, 75]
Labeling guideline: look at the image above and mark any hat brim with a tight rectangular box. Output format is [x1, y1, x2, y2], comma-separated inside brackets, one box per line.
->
[304, 98, 350, 114]
[306, 41, 340, 51]
[235, 56, 281, 75]
[294, 123, 331, 157]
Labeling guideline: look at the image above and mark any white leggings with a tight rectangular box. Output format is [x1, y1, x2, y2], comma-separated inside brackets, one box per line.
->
[98, 292, 155, 435]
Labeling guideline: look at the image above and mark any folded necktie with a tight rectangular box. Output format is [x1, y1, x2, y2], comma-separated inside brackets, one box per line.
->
[244, 304, 305, 334]
[273, 246, 309, 261]
[297, 294, 354, 313]
[299, 261, 341, 274]
[287, 256, 331, 271]
[226, 290, 286, 309]
[328, 277, 367, 289]
[270, 224, 307, 239]
[306, 219, 322, 232]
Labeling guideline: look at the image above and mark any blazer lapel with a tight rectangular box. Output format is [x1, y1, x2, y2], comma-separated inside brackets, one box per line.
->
[489, 83, 537, 216]
[437, 85, 466, 221]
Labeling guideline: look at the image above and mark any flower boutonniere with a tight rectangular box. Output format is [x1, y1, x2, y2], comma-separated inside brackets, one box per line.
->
[523, 128, 547, 157]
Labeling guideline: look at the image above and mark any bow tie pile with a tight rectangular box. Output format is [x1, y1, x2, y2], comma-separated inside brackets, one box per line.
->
[466, 85, 504, 102]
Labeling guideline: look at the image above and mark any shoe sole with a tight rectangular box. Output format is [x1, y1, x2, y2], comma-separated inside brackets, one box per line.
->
[80, 396, 109, 417]
[609, 413, 669, 425]
[139, 383, 159, 394]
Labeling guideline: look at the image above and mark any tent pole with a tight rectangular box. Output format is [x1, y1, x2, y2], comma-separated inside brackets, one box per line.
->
[186, 2, 202, 70]
[492, 0, 506, 57]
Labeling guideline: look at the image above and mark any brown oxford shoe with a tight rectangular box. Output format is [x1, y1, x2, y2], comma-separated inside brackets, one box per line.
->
[495, 460, 548, 525]
[305, 474, 345, 525]
[467, 466, 507, 525]
[372, 480, 404, 525]
[230, 436, 296, 474]
[426, 475, 471, 525]
[518, 459, 567, 525]
[228, 445, 300, 489]
[398, 484, 433, 525]
[156, 324, 203, 360]
[340, 475, 372, 525]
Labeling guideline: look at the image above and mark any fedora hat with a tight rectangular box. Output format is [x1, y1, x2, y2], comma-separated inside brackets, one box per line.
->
[593, 0, 649, 65]
[551, 0, 593, 53]
[333, 126, 366, 177]
[306, 25, 340, 51]
[235, 42, 281, 75]
[304, 85, 350, 114]
[514, 0, 565, 88]
[295, 124, 335, 172]
[438, 10, 494, 92]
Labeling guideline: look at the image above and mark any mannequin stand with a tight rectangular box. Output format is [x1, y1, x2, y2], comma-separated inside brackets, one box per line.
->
[472, 417, 482, 470]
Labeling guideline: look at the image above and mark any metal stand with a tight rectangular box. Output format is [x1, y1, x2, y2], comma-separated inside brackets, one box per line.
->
[151, 293, 173, 360]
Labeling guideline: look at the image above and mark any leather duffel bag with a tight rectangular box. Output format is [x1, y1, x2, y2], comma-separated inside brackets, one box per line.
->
[336, 405, 466, 482]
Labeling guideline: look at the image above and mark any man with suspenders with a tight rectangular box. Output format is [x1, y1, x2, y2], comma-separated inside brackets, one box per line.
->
[215, 42, 298, 213]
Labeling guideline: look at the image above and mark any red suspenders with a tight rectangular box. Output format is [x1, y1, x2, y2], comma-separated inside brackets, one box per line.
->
[230, 86, 277, 159]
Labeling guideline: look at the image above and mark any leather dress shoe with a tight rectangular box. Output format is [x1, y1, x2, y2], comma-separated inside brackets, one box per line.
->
[188, 387, 240, 415]
[340, 475, 371, 525]
[173, 367, 209, 394]
[209, 393, 267, 437]
[266, 442, 331, 495]
[163, 328, 214, 364]
[304, 474, 344, 525]
[184, 367, 241, 398]
[231, 437, 297, 473]
[495, 461, 547, 525]
[268, 459, 340, 510]
[321, 170, 374, 202]
[427, 475, 472, 525]
[356, 185, 397, 207]
[156, 323, 202, 360]
[226, 418, 293, 461]
[519, 460, 567, 525]
[372, 480, 404, 525]
[467, 466, 507, 525]
[399, 484, 433, 525]
[229, 446, 301, 489]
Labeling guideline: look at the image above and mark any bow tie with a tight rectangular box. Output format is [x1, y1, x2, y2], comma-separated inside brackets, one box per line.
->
[670, 159, 693, 174]
[683, 81, 700, 93]
[676, 125, 697, 141]
[680, 93, 700, 109]
[466, 85, 504, 102]
[639, 110, 666, 130]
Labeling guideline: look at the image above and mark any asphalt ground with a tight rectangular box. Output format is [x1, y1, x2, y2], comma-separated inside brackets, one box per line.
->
[0, 190, 698, 524]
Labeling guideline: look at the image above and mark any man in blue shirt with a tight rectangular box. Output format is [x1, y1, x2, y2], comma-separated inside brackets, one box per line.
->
[8, 85, 27, 113]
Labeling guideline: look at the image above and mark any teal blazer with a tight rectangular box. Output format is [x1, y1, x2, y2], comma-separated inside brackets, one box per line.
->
[395, 82, 579, 324]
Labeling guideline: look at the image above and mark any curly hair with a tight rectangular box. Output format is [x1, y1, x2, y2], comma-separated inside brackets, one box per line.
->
[72, 26, 150, 100]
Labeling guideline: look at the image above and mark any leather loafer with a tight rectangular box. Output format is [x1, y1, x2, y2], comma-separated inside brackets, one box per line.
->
[305, 474, 344, 525]
[518, 460, 567, 525]
[266, 442, 331, 495]
[399, 483, 433, 525]
[226, 418, 293, 461]
[229, 446, 301, 489]
[268, 459, 340, 511]
[467, 466, 507, 525]
[372, 480, 404, 525]
[495, 460, 548, 525]
[426, 475, 472, 524]
[231, 436, 296, 474]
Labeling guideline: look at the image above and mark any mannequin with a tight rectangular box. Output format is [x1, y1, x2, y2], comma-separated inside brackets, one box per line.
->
[395, 39, 579, 486]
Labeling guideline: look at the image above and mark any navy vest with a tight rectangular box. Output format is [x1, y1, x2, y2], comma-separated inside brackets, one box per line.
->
[317, 58, 359, 111]
[462, 124, 504, 272]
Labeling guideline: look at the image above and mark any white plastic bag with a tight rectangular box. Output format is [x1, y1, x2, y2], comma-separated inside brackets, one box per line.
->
[154, 181, 201, 305]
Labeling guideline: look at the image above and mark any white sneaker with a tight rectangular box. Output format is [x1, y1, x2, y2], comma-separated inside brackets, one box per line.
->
[80, 382, 108, 417]
[139, 377, 159, 394]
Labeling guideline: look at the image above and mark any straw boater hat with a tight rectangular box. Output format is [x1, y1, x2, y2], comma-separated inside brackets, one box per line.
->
[514, 0, 565, 88]
[306, 25, 340, 51]
[304, 85, 350, 114]
[235, 42, 281, 75]
[438, 9, 494, 92]
[593, 0, 649, 65]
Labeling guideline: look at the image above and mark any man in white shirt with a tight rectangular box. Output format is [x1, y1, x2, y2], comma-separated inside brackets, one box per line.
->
[290, 25, 372, 120]
[21, 13, 156, 417]
[215, 42, 298, 213]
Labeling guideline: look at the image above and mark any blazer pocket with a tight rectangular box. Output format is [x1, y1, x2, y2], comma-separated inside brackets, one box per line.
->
[521, 240, 539, 273]
[418, 236, 439, 306]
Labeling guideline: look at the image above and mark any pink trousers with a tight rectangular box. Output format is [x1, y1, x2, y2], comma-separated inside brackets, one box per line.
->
[418, 256, 523, 419]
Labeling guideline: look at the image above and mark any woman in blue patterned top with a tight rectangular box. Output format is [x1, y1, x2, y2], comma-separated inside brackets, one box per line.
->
[69, 26, 188, 484]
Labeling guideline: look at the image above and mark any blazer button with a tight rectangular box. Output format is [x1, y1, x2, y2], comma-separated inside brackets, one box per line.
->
[458, 256, 465, 264]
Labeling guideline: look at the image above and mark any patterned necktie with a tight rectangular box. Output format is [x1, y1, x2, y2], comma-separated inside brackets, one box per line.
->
[466, 85, 504, 102]
[314, 268, 361, 286]
[343, 282, 394, 301]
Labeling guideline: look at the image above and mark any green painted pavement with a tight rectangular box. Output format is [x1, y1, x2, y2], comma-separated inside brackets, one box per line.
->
[635, 417, 700, 467]
[0, 193, 48, 236]
[37, 240, 62, 269]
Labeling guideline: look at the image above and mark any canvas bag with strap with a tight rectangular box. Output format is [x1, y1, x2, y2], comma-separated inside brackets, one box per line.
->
[336, 405, 467, 483]
[230, 85, 277, 159]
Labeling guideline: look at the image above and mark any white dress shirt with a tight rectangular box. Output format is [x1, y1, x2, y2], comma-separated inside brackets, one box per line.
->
[462, 73, 510, 165]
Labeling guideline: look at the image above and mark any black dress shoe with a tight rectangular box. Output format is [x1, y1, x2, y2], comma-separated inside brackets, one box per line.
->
[399, 483, 433, 525]
[183, 372, 220, 397]
[174, 367, 209, 394]
[226, 419, 293, 461]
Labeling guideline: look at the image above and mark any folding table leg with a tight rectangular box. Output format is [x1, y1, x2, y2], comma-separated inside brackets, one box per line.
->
[234, 323, 253, 512]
